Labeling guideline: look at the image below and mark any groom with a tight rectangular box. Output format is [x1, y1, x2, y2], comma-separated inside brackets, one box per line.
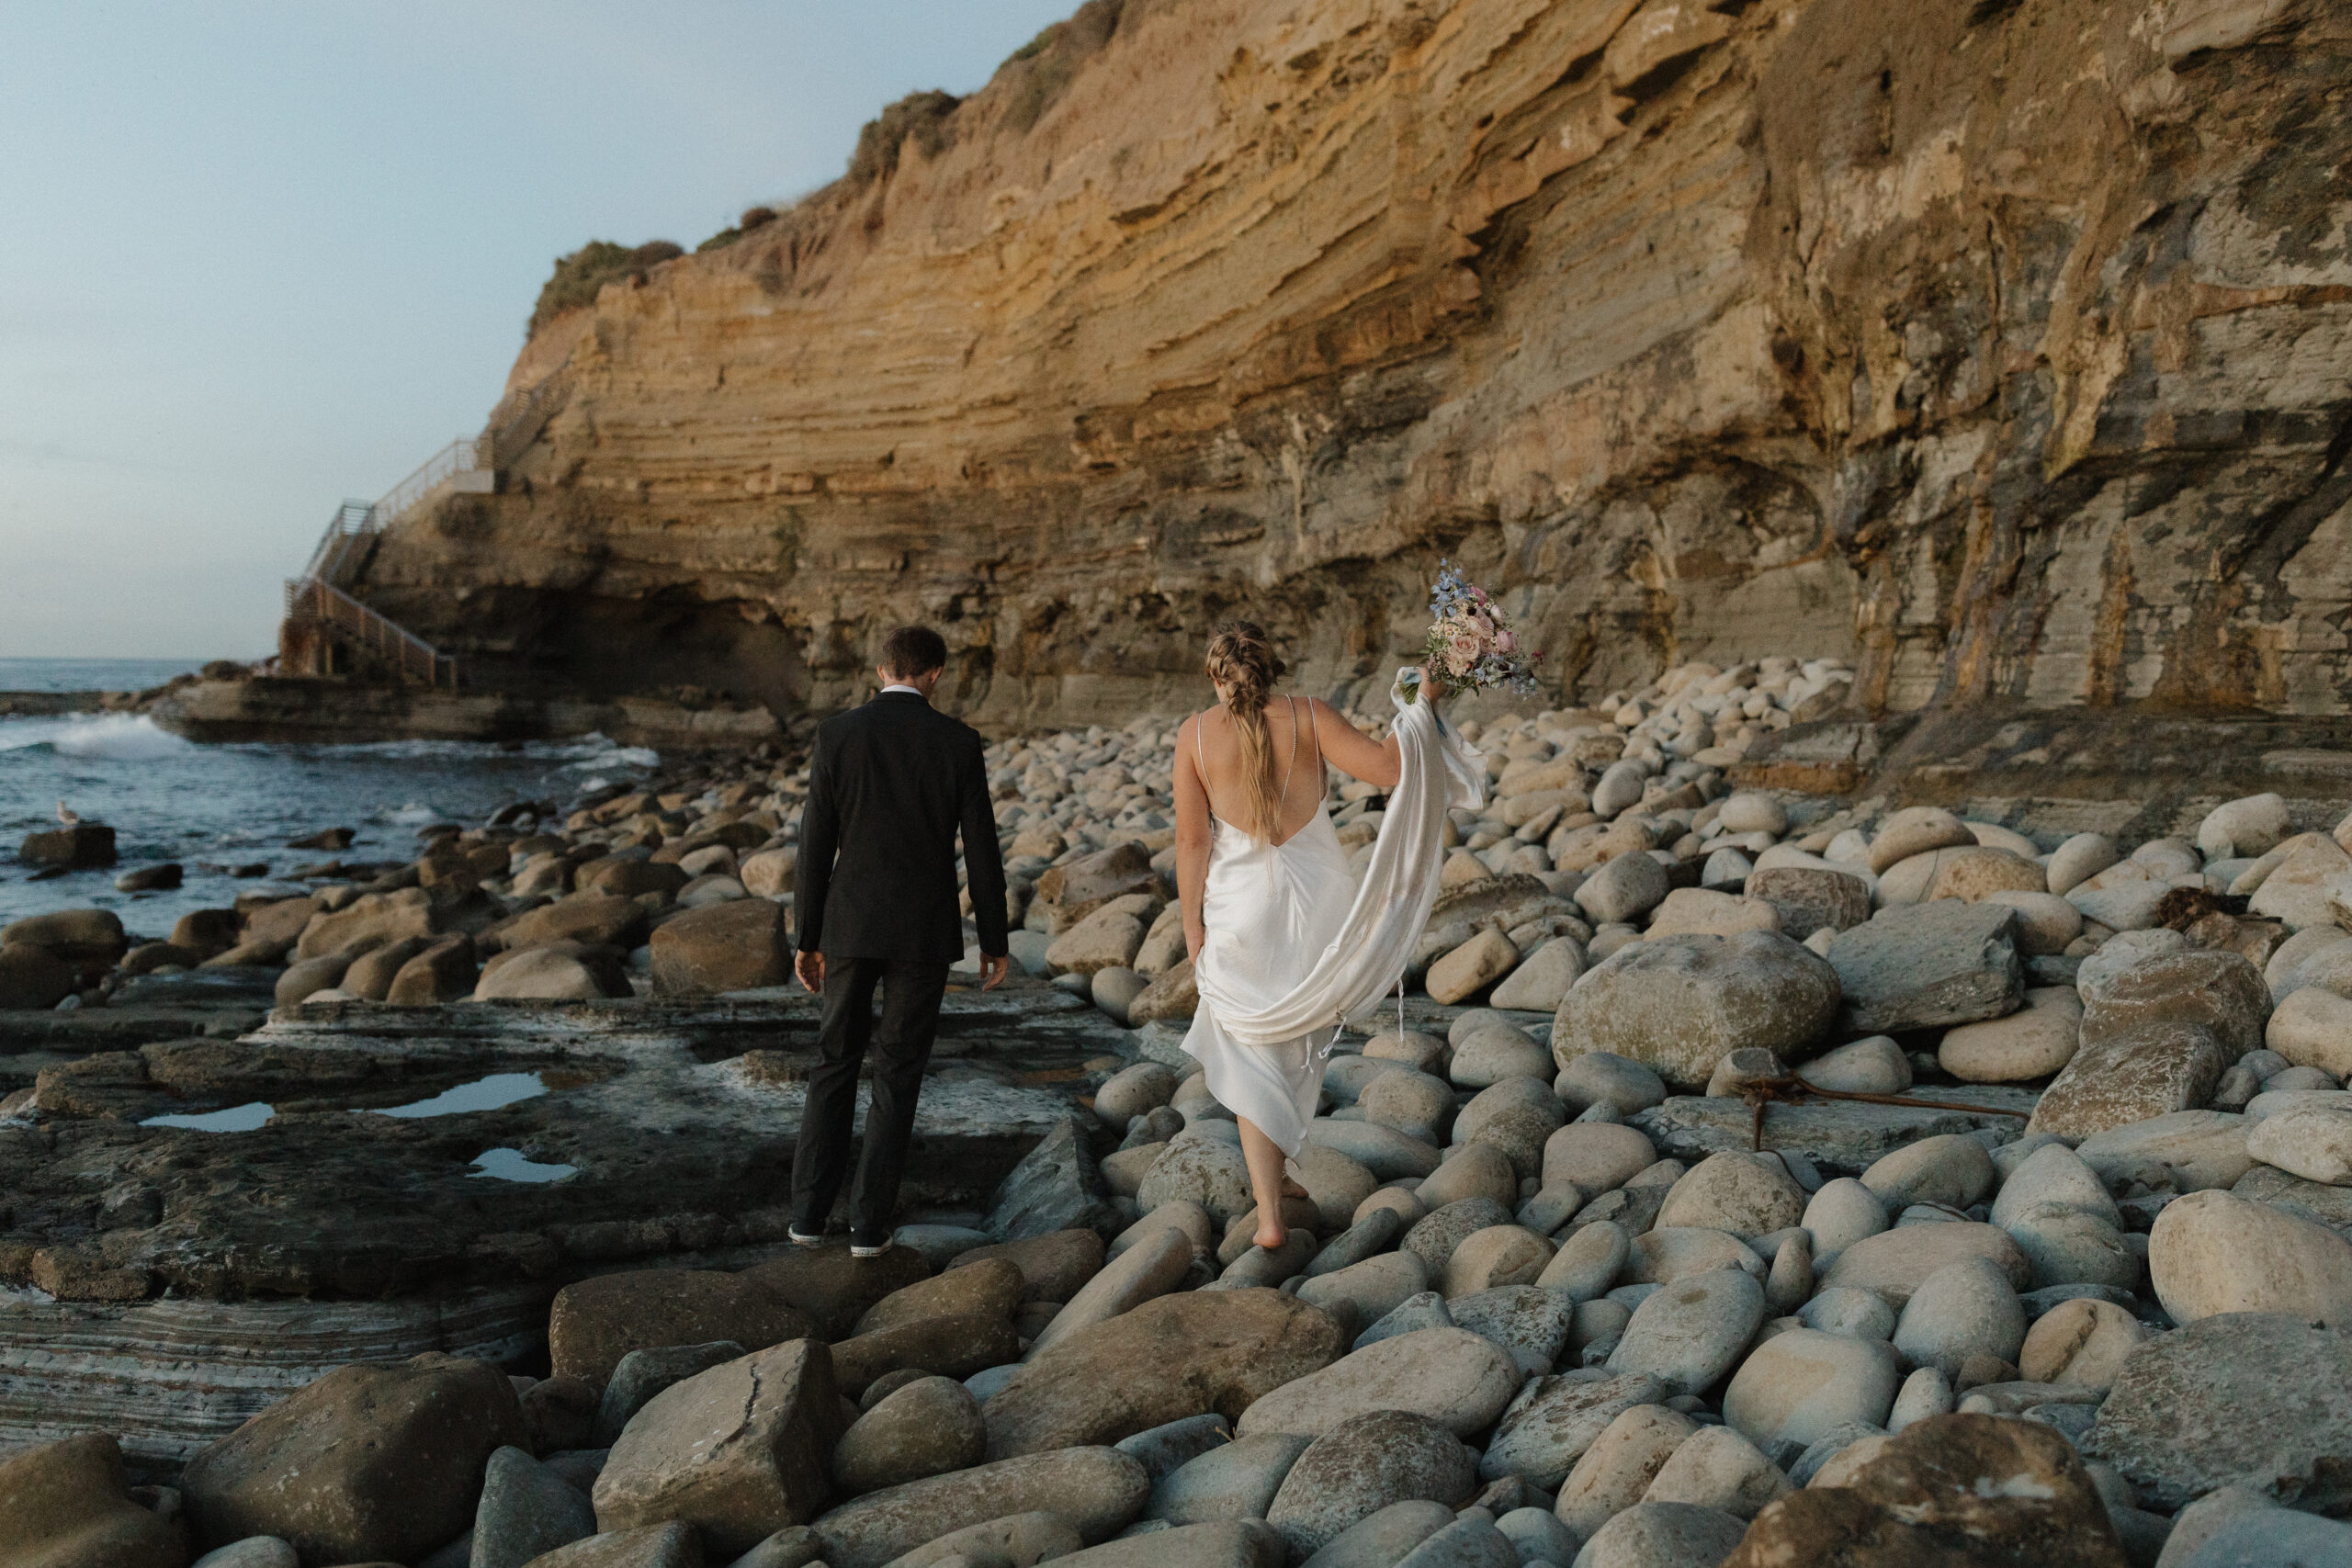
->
[790, 626, 1011, 1256]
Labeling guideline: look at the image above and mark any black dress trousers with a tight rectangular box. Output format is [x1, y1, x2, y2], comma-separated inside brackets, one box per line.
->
[789, 954, 951, 1241]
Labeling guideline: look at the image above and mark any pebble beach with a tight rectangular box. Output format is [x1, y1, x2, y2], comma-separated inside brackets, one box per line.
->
[4, 652, 2350, 1567]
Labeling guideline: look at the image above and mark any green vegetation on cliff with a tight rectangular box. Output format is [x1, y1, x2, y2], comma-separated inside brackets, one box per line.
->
[527, 239, 684, 335]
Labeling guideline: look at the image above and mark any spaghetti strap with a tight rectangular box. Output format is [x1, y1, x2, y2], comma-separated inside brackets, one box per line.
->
[1193, 714, 1215, 828]
[1277, 697, 1299, 803]
[1306, 696, 1327, 793]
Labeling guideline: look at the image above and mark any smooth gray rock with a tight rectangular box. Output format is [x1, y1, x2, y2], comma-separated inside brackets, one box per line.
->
[1265, 1411, 1477, 1560]
[2086, 1313, 2352, 1513]
[1555, 1054, 1668, 1117]
[1539, 1222, 1630, 1303]
[1604, 1269, 1764, 1396]
[191, 1542, 299, 1568]
[1795, 1287, 1895, 1340]
[1136, 1129, 1254, 1227]
[2179, 1511, 2352, 1568]
[1403, 1199, 1517, 1279]
[1396, 1516, 1517, 1568]
[1306, 1119, 1447, 1181]
[1449, 1286, 1572, 1378]
[1148, 1432, 1314, 1525]
[1045, 1519, 1285, 1567]
[1296, 1500, 1456, 1568]
[1892, 1257, 2026, 1377]
[989, 1115, 1124, 1240]
[1825, 901, 2024, 1036]
[1298, 1251, 1432, 1329]
[1796, 1184, 1891, 1259]
[1787, 1422, 1888, 1486]
[1887, 1367, 1954, 1433]
[1576, 852, 1670, 927]
[1639, 1423, 1792, 1519]
[878, 1509, 1085, 1568]
[894, 1224, 996, 1269]
[724, 1527, 829, 1568]
[2005, 1200, 2138, 1292]
[1556, 931, 1841, 1092]
[1567, 1501, 1745, 1568]
[1860, 1134, 1997, 1212]
[1653, 1152, 1807, 1242]
[1991, 1143, 2122, 1231]
[594, 1340, 747, 1447]
[1306, 1209, 1407, 1277]
[524, 1523, 698, 1567]
[1028, 1224, 1196, 1359]
[833, 1375, 988, 1495]
[1797, 1035, 1912, 1095]
[1116, 1413, 1233, 1480]
[812, 1447, 1151, 1568]
[1238, 1328, 1521, 1440]
[2155, 1485, 2308, 1568]
[1495, 1506, 1581, 1568]
[470, 1446, 595, 1568]
[1355, 1291, 1456, 1350]
[1721, 1328, 1901, 1451]
[1631, 1090, 2036, 1176]
[1478, 1371, 1665, 1489]
[1518, 1182, 1588, 1236]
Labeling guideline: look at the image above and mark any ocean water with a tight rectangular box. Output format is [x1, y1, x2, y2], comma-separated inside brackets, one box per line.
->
[0, 659, 659, 933]
[0, 657, 209, 694]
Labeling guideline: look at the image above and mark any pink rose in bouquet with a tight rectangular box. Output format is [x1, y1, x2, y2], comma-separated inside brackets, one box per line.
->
[1408, 561, 1541, 701]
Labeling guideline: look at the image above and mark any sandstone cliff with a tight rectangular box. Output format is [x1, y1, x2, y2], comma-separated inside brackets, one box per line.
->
[353, 0, 2352, 733]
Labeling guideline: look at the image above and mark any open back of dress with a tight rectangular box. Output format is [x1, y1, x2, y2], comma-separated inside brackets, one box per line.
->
[1182, 698, 1354, 1154]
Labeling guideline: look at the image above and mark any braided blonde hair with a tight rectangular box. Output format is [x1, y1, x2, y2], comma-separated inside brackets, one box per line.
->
[1204, 621, 1288, 843]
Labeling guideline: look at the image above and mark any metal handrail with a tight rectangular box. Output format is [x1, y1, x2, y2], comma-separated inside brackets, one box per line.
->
[377, 437, 484, 525]
[282, 365, 580, 690]
[294, 438, 490, 591]
[283, 578, 459, 688]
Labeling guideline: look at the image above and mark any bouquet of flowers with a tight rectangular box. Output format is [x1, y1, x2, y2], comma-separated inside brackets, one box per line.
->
[1400, 561, 1541, 701]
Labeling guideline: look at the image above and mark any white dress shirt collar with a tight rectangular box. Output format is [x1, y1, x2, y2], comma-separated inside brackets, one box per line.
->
[880, 683, 926, 698]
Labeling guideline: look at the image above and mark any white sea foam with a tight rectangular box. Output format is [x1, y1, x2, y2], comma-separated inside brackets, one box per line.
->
[0, 713, 193, 761]
[558, 733, 661, 770]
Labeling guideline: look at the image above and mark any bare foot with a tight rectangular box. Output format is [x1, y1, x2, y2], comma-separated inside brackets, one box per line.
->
[1253, 1219, 1288, 1250]
[1280, 1177, 1311, 1201]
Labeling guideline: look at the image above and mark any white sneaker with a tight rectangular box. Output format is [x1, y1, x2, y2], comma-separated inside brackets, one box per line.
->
[849, 1238, 894, 1259]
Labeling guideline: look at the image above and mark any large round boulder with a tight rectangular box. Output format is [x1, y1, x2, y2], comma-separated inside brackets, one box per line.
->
[1555, 931, 1840, 1089]
[1263, 1411, 1476, 1561]
[1235, 1327, 1521, 1440]
[982, 1288, 1343, 1459]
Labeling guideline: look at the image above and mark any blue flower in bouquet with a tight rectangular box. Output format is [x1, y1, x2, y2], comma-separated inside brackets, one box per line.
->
[1416, 561, 1541, 696]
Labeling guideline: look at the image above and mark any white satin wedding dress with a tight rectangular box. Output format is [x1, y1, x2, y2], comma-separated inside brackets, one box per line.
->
[1183, 677, 1486, 1156]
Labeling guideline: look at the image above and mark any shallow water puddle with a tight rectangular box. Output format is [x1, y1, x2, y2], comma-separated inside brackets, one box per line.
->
[141, 1101, 274, 1132]
[370, 1071, 550, 1119]
[139, 1070, 576, 1134]
[469, 1146, 576, 1182]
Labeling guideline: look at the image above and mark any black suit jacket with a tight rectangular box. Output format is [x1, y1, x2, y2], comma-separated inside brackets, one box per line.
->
[795, 691, 1009, 964]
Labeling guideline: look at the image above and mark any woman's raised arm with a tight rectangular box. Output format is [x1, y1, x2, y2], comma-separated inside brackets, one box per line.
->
[1309, 697, 1403, 790]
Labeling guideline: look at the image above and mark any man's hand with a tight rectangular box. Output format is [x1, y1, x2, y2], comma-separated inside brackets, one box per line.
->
[980, 953, 1011, 992]
[795, 950, 825, 994]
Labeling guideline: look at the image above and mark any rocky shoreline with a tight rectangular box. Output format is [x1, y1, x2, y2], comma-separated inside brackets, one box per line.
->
[7, 657, 2352, 1567]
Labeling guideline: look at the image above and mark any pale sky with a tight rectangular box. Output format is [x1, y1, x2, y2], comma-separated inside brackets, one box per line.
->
[0, 0, 1080, 660]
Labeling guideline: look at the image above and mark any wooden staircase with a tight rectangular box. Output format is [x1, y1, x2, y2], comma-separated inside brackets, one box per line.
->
[278, 375, 573, 688]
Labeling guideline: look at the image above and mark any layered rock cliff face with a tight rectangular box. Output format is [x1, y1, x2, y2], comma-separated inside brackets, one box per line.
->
[356, 0, 2352, 732]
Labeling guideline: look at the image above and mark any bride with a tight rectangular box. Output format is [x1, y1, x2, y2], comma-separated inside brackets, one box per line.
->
[1175, 621, 1470, 1251]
